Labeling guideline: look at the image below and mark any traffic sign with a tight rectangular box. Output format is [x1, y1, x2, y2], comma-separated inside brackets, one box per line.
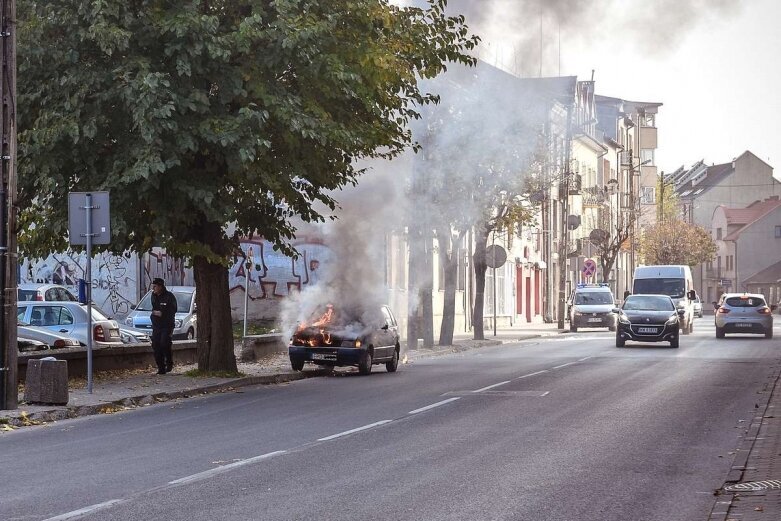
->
[485, 245, 507, 269]
[582, 258, 597, 278]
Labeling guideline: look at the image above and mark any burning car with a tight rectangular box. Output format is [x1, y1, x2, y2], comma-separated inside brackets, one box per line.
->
[288, 304, 400, 375]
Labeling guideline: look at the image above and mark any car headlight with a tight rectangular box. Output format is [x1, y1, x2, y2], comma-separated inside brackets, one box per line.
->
[618, 314, 630, 324]
[175, 319, 183, 329]
[341, 339, 362, 348]
[666, 315, 678, 325]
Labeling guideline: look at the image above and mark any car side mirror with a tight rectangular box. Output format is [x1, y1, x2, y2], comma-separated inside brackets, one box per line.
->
[381, 324, 389, 330]
[130, 304, 136, 310]
[712, 302, 719, 309]
[193, 303, 197, 313]
[611, 308, 621, 314]
[677, 309, 686, 316]
[687, 290, 696, 300]
[772, 304, 778, 312]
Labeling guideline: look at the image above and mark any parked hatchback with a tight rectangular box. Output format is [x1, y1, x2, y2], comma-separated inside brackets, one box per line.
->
[18, 283, 77, 302]
[17, 301, 123, 347]
[124, 286, 197, 340]
[714, 293, 775, 339]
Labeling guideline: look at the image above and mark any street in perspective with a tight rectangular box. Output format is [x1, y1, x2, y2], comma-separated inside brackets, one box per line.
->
[2, 1, 781, 520]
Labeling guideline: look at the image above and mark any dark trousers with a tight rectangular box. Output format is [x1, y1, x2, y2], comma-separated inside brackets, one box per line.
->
[151, 327, 174, 371]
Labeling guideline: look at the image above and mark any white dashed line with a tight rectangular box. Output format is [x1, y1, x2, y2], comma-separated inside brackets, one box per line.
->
[473, 380, 511, 393]
[408, 397, 461, 415]
[317, 420, 392, 441]
[44, 500, 126, 521]
[578, 356, 593, 362]
[517, 370, 548, 379]
[169, 450, 287, 485]
[552, 362, 578, 369]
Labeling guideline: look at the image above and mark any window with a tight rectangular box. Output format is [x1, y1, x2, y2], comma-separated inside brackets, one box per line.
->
[640, 149, 655, 165]
[775, 225, 781, 238]
[716, 228, 722, 240]
[639, 186, 655, 204]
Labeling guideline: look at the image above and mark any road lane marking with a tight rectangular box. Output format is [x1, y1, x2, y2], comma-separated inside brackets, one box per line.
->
[168, 450, 287, 485]
[44, 500, 125, 521]
[408, 397, 461, 415]
[517, 370, 548, 379]
[578, 356, 593, 362]
[317, 420, 392, 441]
[473, 380, 511, 393]
[553, 362, 578, 369]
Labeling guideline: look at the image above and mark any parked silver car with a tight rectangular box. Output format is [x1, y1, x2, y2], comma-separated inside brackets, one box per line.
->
[714, 293, 775, 339]
[18, 322, 82, 350]
[125, 286, 197, 340]
[18, 283, 78, 302]
[16, 301, 124, 347]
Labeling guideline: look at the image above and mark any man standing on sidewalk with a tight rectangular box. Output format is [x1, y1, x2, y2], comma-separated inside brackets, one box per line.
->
[150, 278, 177, 374]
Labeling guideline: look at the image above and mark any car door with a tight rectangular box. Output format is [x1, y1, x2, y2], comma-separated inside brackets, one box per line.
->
[378, 306, 398, 359]
[38, 305, 76, 336]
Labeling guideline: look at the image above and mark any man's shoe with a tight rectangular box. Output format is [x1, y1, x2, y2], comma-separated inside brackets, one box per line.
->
[165, 365, 173, 373]
[156, 369, 166, 375]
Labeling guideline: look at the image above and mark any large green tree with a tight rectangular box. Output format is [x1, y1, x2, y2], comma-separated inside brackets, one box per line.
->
[16, 0, 478, 371]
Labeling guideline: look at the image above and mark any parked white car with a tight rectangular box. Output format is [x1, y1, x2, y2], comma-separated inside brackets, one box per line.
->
[125, 286, 197, 340]
[18, 283, 78, 302]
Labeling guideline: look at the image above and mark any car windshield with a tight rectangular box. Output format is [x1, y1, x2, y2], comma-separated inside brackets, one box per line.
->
[574, 292, 613, 305]
[725, 296, 766, 307]
[633, 278, 686, 298]
[623, 296, 675, 311]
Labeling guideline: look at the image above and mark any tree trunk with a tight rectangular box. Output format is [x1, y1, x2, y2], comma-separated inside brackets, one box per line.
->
[421, 230, 434, 348]
[472, 225, 490, 340]
[437, 227, 462, 346]
[192, 222, 238, 374]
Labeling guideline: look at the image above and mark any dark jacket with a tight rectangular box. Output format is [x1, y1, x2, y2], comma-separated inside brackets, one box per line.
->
[151, 289, 177, 330]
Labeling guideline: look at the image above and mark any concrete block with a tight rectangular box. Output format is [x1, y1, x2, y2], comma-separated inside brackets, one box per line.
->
[24, 359, 68, 405]
[241, 334, 286, 361]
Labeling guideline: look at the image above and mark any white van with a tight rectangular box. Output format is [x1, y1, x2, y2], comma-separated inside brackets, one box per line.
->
[632, 265, 697, 334]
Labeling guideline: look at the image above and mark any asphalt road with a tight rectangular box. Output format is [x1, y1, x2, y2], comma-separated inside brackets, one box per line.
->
[2, 317, 779, 521]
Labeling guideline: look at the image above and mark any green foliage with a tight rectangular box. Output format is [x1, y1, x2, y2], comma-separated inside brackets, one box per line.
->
[17, 0, 478, 261]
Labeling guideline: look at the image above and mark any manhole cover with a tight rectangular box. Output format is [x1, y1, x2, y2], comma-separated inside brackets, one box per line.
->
[724, 480, 781, 492]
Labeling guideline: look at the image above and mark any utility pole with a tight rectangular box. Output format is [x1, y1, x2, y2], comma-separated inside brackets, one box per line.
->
[557, 101, 574, 330]
[0, 0, 17, 410]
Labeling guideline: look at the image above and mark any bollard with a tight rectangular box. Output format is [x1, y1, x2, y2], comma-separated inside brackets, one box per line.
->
[24, 358, 69, 405]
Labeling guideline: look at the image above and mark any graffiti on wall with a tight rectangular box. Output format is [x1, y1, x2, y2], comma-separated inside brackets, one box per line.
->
[19, 251, 138, 317]
[230, 238, 334, 299]
[144, 249, 195, 289]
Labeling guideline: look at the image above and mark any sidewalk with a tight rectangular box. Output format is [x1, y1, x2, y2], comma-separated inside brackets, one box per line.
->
[0, 321, 564, 429]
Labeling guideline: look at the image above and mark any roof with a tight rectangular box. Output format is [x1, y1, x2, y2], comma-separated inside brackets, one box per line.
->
[743, 259, 781, 285]
[723, 197, 781, 240]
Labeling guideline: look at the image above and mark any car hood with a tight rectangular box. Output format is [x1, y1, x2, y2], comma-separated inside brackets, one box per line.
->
[573, 304, 614, 313]
[290, 326, 366, 347]
[622, 310, 677, 325]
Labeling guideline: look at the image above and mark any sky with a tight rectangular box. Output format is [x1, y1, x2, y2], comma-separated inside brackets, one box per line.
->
[401, 0, 781, 175]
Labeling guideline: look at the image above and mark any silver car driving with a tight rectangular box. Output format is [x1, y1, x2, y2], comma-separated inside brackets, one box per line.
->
[714, 293, 775, 339]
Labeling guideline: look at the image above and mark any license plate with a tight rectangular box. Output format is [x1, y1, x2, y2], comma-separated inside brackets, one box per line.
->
[638, 327, 657, 334]
[587, 318, 602, 322]
[735, 323, 752, 328]
[311, 353, 335, 361]
[109, 330, 120, 338]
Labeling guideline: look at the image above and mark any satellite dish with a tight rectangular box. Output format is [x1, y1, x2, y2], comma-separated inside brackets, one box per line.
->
[589, 229, 608, 244]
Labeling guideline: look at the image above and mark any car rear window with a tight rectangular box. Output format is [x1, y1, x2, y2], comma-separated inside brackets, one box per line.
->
[574, 292, 613, 305]
[18, 290, 37, 301]
[725, 296, 765, 307]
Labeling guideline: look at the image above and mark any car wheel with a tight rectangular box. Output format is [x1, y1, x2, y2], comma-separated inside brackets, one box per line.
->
[291, 359, 304, 371]
[765, 329, 774, 339]
[186, 328, 195, 340]
[358, 349, 373, 375]
[608, 325, 616, 332]
[616, 334, 625, 348]
[670, 336, 679, 348]
[716, 326, 725, 339]
[386, 346, 399, 373]
[570, 323, 577, 332]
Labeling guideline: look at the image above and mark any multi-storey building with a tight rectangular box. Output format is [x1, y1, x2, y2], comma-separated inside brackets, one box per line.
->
[673, 151, 781, 294]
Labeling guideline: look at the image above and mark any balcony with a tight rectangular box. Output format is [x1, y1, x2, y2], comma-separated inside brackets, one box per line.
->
[639, 126, 658, 149]
[558, 174, 583, 198]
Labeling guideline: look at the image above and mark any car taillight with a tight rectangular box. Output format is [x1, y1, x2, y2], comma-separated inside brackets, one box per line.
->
[758, 307, 772, 315]
[717, 308, 730, 314]
[94, 325, 106, 341]
[35, 294, 44, 301]
[53, 339, 76, 348]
